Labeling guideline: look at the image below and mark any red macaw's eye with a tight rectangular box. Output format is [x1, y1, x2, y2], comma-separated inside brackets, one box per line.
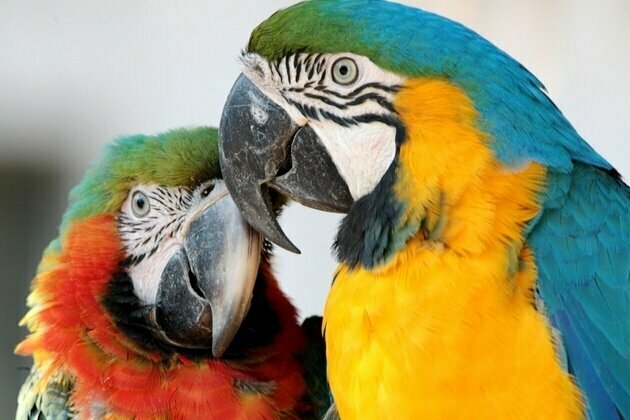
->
[131, 191, 150, 217]
[200, 183, 215, 198]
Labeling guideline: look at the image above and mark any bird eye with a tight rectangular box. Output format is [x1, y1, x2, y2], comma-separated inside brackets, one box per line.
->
[200, 183, 215, 198]
[131, 191, 150, 217]
[331, 57, 358, 85]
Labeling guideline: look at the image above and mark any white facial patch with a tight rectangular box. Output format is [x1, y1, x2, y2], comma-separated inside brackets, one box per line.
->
[310, 119, 396, 199]
[250, 99, 269, 125]
[127, 243, 181, 306]
[118, 181, 227, 305]
[241, 52, 405, 200]
[119, 184, 193, 304]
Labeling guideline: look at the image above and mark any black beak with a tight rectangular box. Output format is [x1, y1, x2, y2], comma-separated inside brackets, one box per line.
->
[152, 184, 261, 357]
[219, 74, 353, 253]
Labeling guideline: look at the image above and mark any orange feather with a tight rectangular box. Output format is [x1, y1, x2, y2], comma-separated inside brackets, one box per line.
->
[17, 215, 307, 418]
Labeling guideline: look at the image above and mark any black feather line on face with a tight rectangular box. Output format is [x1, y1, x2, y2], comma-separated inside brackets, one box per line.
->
[316, 55, 326, 74]
[319, 110, 351, 128]
[318, 68, 327, 85]
[307, 57, 318, 80]
[285, 98, 321, 121]
[315, 82, 400, 100]
[284, 56, 292, 84]
[345, 92, 397, 114]
[149, 192, 168, 209]
[304, 92, 348, 110]
[283, 80, 400, 128]
[293, 54, 301, 82]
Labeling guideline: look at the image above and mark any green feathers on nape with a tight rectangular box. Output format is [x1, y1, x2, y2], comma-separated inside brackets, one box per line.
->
[59, 126, 220, 236]
[247, 0, 372, 64]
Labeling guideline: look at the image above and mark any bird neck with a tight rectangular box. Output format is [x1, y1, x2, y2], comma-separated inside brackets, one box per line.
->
[335, 77, 547, 270]
[395, 77, 547, 256]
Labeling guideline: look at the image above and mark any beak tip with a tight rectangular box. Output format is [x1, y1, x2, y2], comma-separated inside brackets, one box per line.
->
[210, 322, 234, 358]
[211, 342, 226, 358]
[210, 319, 239, 358]
[268, 230, 301, 254]
[277, 238, 301, 254]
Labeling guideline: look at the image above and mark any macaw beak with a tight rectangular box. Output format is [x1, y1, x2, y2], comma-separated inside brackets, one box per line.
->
[219, 74, 353, 253]
[152, 184, 261, 357]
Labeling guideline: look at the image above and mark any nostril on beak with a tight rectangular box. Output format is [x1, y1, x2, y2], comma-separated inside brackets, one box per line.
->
[250, 101, 269, 125]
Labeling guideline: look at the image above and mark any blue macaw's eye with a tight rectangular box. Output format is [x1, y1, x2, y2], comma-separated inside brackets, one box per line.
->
[332, 57, 358, 85]
[131, 191, 150, 217]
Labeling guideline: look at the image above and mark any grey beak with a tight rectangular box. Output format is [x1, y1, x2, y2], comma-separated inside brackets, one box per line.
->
[219, 74, 353, 253]
[154, 185, 261, 357]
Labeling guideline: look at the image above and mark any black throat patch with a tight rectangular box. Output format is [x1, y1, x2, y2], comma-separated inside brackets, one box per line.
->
[333, 121, 413, 270]
[101, 258, 281, 362]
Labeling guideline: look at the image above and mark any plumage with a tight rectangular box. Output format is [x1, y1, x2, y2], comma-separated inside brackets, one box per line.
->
[16, 127, 329, 419]
[530, 165, 630, 418]
[218, 1, 629, 418]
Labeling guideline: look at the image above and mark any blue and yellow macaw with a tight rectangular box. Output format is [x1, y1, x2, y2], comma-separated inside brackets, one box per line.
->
[218, 1, 629, 419]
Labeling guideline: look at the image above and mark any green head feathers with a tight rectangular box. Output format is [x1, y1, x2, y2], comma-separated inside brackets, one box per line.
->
[247, 0, 608, 171]
[248, 1, 385, 68]
[60, 127, 220, 235]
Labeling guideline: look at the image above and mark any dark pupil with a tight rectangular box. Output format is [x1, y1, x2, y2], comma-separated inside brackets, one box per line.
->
[135, 197, 145, 209]
[339, 65, 348, 76]
[201, 185, 214, 197]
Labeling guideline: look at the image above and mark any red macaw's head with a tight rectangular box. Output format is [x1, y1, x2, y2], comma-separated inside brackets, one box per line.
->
[16, 127, 308, 418]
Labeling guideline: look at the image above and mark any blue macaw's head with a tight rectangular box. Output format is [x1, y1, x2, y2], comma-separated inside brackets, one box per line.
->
[219, 0, 611, 254]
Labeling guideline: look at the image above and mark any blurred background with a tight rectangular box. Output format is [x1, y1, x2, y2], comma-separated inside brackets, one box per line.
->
[1, 0, 628, 416]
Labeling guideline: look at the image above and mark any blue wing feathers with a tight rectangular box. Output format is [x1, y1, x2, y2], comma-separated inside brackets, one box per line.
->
[553, 312, 623, 420]
[566, 292, 628, 388]
[530, 164, 630, 419]
[562, 299, 630, 416]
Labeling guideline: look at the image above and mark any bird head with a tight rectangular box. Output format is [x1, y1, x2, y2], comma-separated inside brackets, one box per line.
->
[21, 127, 263, 359]
[219, 0, 609, 268]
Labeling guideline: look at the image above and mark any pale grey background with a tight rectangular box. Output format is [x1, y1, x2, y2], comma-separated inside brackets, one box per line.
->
[1, 1, 628, 417]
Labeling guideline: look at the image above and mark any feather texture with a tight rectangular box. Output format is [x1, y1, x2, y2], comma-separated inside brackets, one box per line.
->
[16, 128, 326, 418]
[530, 165, 630, 419]
[246, 2, 628, 418]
